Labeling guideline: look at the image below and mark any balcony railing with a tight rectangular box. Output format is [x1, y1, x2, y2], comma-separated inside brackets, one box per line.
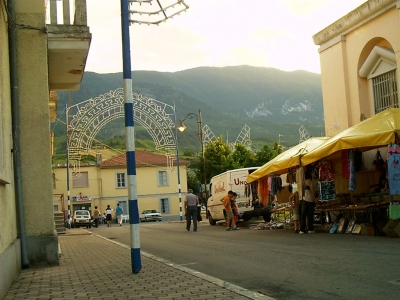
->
[46, 0, 91, 91]
[47, 0, 87, 26]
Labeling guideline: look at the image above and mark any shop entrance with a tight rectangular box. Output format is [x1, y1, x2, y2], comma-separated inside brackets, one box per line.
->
[72, 203, 92, 213]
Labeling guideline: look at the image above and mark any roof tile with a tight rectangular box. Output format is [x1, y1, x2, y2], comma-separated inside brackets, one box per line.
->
[99, 150, 190, 168]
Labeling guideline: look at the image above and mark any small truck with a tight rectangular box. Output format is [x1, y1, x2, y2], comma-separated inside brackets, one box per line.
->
[206, 167, 271, 225]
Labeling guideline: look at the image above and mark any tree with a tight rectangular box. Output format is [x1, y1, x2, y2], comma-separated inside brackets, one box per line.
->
[193, 138, 282, 186]
[231, 144, 257, 168]
[196, 136, 233, 183]
[186, 168, 199, 194]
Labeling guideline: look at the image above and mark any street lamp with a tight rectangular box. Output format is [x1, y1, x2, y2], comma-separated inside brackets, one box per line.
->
[178, 110, 207, 204]
[173, 103, 183, 221]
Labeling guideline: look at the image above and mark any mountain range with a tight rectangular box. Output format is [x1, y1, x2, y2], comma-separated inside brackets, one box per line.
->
[53, 65, 325, 153]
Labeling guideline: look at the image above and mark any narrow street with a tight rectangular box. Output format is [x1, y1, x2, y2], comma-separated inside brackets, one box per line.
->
[91, 221, 400, 300]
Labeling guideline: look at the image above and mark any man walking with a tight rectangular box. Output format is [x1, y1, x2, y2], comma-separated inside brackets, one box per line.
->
[184, 189, 198, 232]
[93, 206, 101, 228]
[116, 203, 124, 226]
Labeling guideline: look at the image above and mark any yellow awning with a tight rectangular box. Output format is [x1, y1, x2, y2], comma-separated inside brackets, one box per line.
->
[247, 137, 330, 183]
[301, 108, 400, 166]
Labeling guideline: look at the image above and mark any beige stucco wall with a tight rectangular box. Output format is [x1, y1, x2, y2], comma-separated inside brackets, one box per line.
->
[315, 0, 400, 137]
[0, 0, 18, 255]
[53, 163, 188, 218]
[15, 3, 55, 236]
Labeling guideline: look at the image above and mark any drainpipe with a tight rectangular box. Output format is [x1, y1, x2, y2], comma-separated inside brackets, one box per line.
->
[8, 0, 30, 268]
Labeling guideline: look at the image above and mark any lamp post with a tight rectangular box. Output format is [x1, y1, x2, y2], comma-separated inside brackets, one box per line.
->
[173, 103, 183, 221]
[178, 110, 207, 204]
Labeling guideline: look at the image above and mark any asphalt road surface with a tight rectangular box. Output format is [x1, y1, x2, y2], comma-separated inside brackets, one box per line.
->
[91, 221, 400, 300]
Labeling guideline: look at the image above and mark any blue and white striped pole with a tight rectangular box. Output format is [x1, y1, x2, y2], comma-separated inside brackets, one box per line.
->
[121, 0, 141, 274]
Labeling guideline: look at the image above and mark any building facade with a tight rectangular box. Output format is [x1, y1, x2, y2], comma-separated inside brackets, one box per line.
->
[0, 0, 91, 298]
[53, 151, 189, 221]
[312, 0, 400, 193]
[313, 0, 400, 137]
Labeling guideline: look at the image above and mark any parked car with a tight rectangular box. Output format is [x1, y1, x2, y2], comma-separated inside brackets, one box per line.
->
[71, 210, 92, 228]
[140, 210, 162, 222]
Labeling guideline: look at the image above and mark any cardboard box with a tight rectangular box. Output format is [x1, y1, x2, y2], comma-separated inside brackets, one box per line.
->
[365, 223, 375, 236]
[383, 219, 400, 238]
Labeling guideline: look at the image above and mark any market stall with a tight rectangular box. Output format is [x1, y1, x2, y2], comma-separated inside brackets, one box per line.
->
[247, 137, 329, 228]
[300, 108, 400, 236]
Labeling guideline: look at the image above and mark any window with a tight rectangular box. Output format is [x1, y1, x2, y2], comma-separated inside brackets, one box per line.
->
[158, 170, 169, 186]
[359, 46, 398, 114]
[116, 172, 126, 188]
[372, 70, 398, 114]
[160, 197, 170, 214]
[72, 171, 89, 188]
[53, 205, 59, 212]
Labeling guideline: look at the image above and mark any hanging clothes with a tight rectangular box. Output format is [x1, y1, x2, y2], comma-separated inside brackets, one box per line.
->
[342, 150, 350, 179]
[348, 150, 356, 191]
[251, 181, 258, 197]
[258, 178, 269, 207]
[319, 160, 334, 181]
[270, 176, 277, 196]
[286, 170, 296, 184]
[296, 167, 305, 200]
[267, 176, 272, 196]
[275, 176, 283, 192]
[388, 144, 400, 195]
[318, 181, 336, 201]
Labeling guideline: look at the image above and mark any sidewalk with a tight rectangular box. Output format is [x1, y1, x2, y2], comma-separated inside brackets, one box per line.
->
[4, 229, 274, 300]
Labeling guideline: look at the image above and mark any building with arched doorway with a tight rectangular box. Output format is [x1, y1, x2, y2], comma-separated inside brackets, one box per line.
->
[313, 0, 400, 137]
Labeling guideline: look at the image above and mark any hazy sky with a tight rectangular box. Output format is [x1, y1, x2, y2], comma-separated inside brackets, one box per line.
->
[85, 0, 366, 74]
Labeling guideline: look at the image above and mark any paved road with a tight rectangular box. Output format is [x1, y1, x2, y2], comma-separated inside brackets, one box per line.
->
[91, 221, 400, 300]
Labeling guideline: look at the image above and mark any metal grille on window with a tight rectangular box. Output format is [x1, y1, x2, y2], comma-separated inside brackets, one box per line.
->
[372, 70, 398, 114]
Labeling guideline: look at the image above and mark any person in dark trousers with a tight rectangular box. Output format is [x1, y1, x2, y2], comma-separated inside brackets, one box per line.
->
[197, 199, 203, 222]
[105, 205, 113, 227]
[184, 189, 198, 231]
[300, 168, 315, 234]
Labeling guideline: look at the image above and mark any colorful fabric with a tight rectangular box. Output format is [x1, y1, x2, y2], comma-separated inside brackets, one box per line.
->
[319, 160, 334, 181]
[348, 150, 356, 191]
[318, 181, 336, 201]
[389, 203, 400, 219]
[388, 151, 400, 195]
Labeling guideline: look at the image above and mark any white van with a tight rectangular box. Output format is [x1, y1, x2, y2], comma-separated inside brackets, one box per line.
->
[206, 167, 271, 225]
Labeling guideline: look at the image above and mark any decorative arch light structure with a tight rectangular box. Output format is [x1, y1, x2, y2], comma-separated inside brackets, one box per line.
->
[66, 88, 176, 164]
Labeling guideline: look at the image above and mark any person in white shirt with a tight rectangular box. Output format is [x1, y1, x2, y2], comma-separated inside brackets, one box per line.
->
[105, 205, 113, 227]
